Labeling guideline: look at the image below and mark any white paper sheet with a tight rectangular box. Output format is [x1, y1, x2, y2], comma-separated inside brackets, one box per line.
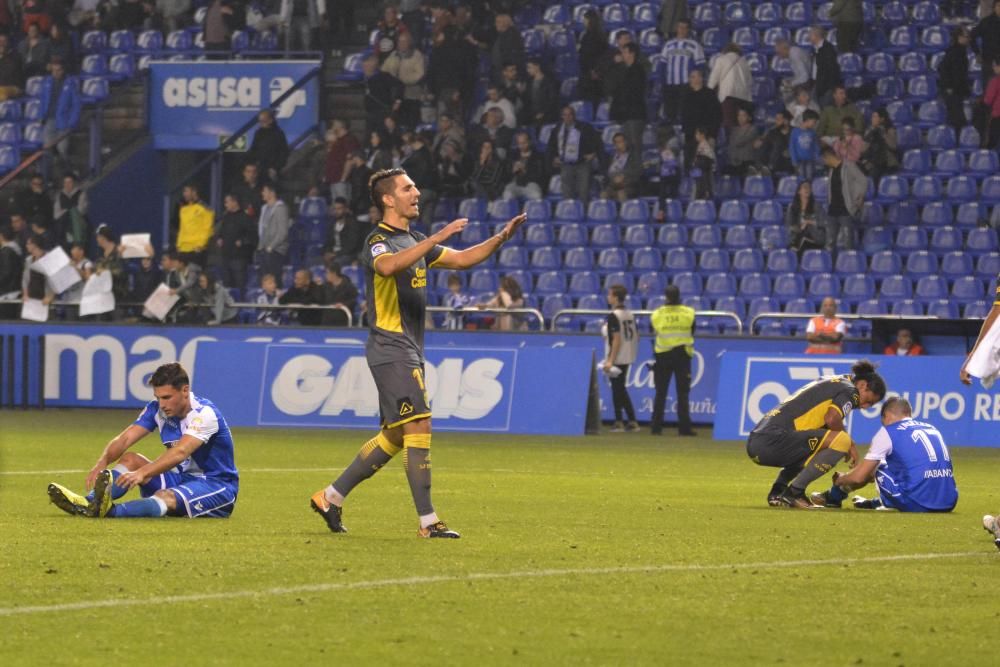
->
[79, 271, 115, 316]
[120, 233, 152, 258]
[21, 298, 48, 322]
[47, 263, 82, 294]
[143, 283, 180, 321]
[33, 246, 71, 276]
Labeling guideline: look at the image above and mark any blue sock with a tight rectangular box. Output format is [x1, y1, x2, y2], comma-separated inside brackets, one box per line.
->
[85, 469, 130, 502]
[828, 485, 848, 504]
[106, 497, 166, 518]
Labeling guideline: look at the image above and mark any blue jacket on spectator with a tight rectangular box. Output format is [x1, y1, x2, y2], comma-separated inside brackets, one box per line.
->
[39, 74, 82, 131]
[789, 126, 819, 165]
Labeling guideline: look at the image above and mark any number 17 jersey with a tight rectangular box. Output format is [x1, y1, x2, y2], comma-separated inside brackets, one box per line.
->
[865, 418, 958, 511]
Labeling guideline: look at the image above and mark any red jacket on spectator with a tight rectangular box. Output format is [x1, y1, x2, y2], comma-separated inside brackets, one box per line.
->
[325, 133, 361, 185]
[985, 76, 1000, 119]
[884, 342, 924, 356]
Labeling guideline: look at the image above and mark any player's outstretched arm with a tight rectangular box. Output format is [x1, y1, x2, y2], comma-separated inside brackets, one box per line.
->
[114, 435, 206, 491]
[86, 424, 151, 490]
[433, 214, 528, 270]
[960, 303, 1000, 385]
[833, 457, 878, 488]
[373, 218, 469, 277]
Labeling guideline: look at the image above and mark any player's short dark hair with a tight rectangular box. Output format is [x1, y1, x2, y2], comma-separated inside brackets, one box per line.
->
[368, 167, 407, 213]
[609, 284, 628, 302]
[881, 396, 912, 418]
[149, 362, 189, 389]
[852, 360, 887, 400]
[802, 109, 819, 122]
[665, 284, 681, 305]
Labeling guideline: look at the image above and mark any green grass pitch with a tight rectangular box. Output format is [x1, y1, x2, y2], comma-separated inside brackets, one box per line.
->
[2, 409, 1000, 665]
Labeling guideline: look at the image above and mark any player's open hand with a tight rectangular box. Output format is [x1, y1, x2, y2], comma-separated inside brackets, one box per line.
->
[115, 469, 149, 491]
[436, 218, 468, 242]
[498, 213, 528, 243]
[85, 465, 104, 491]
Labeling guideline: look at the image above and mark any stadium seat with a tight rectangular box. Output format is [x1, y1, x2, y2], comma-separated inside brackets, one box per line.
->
[535, 272, 567, 295]
[891, 300, 925, 316]
[568, 271, 601, 297]
[810, 176, 830, 202]
[899, 149, 931, 177]
[0, 145, 16, 174]
[941, 252, 974, 281]
[748, 296, 781, 323]
[877, 76, 905, 100]
[920, 202, 953, 227]
[861, 226, 892, 254]
[927, 125, 957, 151]
[699, 248, 730, 273]
[665, 247, 697, 273]
[739, 273, 772, 299]
[766, 248, 797, 274]
[541, 293, 573, 321]
[880, 275, 913, 299]
[602, 271, 635, 293]
[723, 225, 755, 250]
[952, 276, 984, 300]
[564, 247, 594, 271]
[0, 122, 20, 147]
[910, 175, 942, 203]
[21, 122, 42, 150]
[887, 26, 917, 54]
[895, 124, 921, 151]
[713, 295, 746, 319]
[800, 249, 833, 276]
[488, 198, 520, 221]
[682, 295, 710, 311]
[865, 52, 895, 78]
[960, 126, 981, 150]
[956, 202, 983, 227]
[623, 224, 654, 248]
[841, 274, 876, 305]
[934, 150, 964, 176]
[718, 200, 750, 226]
[704, 273, 738, 299]
[635, 6, 659, 31]
[856, 298, 890, 317]
[751, 200, 783, 227]
[946, 175, 977, 202]
[907, 75, 937, 101]
[869, 250, 903, 278]
[620, 199, 649, 223]
[459, 198, 487, 220]
[672, 271, 703, 296]
[108, 30, 135, 53]
[966, 301, 992, 318]
[632, 247, 662, 271]
[685, 200, 717, 225]
[468, 269, 499, 293]
[876, 175, 908, 203]
[81, 54, 108, 78]
[773, 273, 806, 301]
[926, 300, 960, 319]
[523, 199, 551, 221]
[523, 223, 554, 247]
[24, 76, 44, 99]
[81, 77, 110, 104]
[166, 30, 193, 51]
[760, 226, 789, 252]
[977, 252, 1000, 278]
[692, 2, 721, 29]
[0, 100, 18, 122]
[887, 202, 919, 227]
[775, 176, 799, 203]
[967, 228, 1000, 255]
[807, 273, 840, 299]
[916, 100, 946, 129]
[590, 224, 621, 248]
[969, 150, 1000, 176]
[920, 25, 949, 51]
[657, 223, 686, 247]
[81, 30, 108, 54]
[597, 248, 628, 271]
[690, 224, 722, 250]
[658, 198, 683, 223]
[108, 54, 136, 82]
[530, 247, 560, 271]
[929, 227, 963, 254]
[229, 30, 250, 52]
[636, 271, 667, 298]
[833, 250, 866, 275]
[915, 275, 949, 300]
[557, 223, 587, 246]
[554, 199, 585, 222]
[732, 248, 765, 274]
[743, 175, 774, 201]
[586, 199, 617, 223]
[499, 246, 529, 270]
[895, 226, 929, 252]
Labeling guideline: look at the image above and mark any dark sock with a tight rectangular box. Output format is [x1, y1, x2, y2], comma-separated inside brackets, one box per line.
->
[403, 433, 434, 517]
[789, 449, 844, 493]
[331, 433, 401, 498]
[828, 485, 848, 504]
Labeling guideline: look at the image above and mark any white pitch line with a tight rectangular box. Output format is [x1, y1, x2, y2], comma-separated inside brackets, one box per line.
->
[0, 551, 990, 618]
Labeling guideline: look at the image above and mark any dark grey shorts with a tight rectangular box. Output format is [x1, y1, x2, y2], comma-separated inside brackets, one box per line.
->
[746, 428, 829, 468]
[370, 362, 431, 429]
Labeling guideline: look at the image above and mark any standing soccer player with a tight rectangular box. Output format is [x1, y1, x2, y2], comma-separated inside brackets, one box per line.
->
[47, 362, 239, 519]
[745, 360, 886, 508]
[602, 284, 639, 432]
[310, 168, 526, 538]
[810, 397, 958, 512]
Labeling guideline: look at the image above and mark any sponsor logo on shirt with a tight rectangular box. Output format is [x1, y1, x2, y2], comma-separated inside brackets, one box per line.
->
[371, 243, 388, 258]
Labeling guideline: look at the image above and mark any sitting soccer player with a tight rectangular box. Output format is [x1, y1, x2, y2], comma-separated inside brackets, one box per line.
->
[745, 360, 886, 508]
[47, 362, 239, 519]
[810, 397, 958, 512]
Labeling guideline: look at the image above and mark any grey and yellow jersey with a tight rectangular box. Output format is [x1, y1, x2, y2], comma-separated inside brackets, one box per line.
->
[362, 223, 449, 367]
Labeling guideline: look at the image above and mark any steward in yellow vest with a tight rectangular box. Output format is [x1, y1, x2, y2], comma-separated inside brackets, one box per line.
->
[649, 285, 697, 436]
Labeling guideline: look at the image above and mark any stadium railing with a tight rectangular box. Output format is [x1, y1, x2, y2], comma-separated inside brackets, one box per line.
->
[426, 305, 547, 331]
[748, 311, 942, 335]
[550, 309, 745, 334]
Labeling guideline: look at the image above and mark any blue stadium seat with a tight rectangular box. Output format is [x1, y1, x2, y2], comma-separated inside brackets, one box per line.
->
[766, 248, 797, 274]
[0, 122, 20, 147]
[685, 200, 717, 225]
[714, 296, 747, 319]
[856, 298, 890, 317]
[946, 175, 977, 202]
[24, 76, 44, 99]
[887, 201, 919, 226]
[876, 175, 908, 203]
[636, 272, 667, 298]
[665, 248, 698, 272]
[900, 148, 931, 177]
[841, 274, 876, 305]
[623, 224, 654, 248]
[81, 30, 108, 54]
[530, 247, 560, 271]
[732, 248, 765, 274]
[807, 273, 840, 299]
[983, 176, 1000, 205]
[620, 199, 649, 223]
[590, 223, 621, 248]
[523, 199, 551, 221]
[748, 296, 781, 323]
[775, 176, 799, 203]
[690, 224, 722, 249]
[699, 248, 730, 273]
[723, 1, 752, 24]
[934, 149, 964, 175]
[586, 198, 617, 223]
[682, 295, 710, 311]
[724, 225, 755, 249]
[0, 145, 16, 174]
[523, 223, 554, 247]
[967, 228, 1000, 255]
[565, 247, 594, 271]
[910, 175, 942, 202]
[0, 100, 18, 122]
[717, 175, 742, 199]
[800, 249, 833, 276]
[920, 25, 949, 51]
[877, 76, 905, 100]
[541, 293, 573, 322]
[915, 275, 948, 300]
[977, 252, 1000, 278]
[568, 271, 601, 297]
[543, 5, 569, 25]
[657, 223, 686, 247]
[861, 226, 892, 254]
[785, 2, 809, 27]
[499, 246, 529, 270]
[969, 150, 1000, 176]
[929, 227, 963, 254]
[833, 250, 866, 275]
[229, 30, 250, 52]
[108, 30, 135, 53]
[865, 52, 895, 77]
[896, 124, 921, 150]
[658, 198, 683, 223]
[773, 273, 806, 301]
[535, 272, 567, 295]
[692, 2, 721, 29]
[468, 269, 499, 293]
[635, 5, 659, 31]
[81, 77, 110, 104]
[81, 55, 108, 77]
[602, 271, 635, 293]
[763, 26, 791, 52]
[926, 300, 960, 319]
[869, 250, 903, 278]
[920, 202, 953, 227]
[880, 275, 914, 299]
[927, 125, 957, 151]
[21, 122, 42, 150]
[811, 176, 830, 202]
[108, 54, 136, 82]
[785, 298, 816, 317]
[705, 273, 738, 299]
[891, 300, 925, 316]
[557, 223, 587, 246]
[739, 273, 772, 299]
[743, 175, 774, 201]
[488, 198, 520, 221]
[597, 248, 628, 271]
[912, 0, 941, 25]
[956, 202, 983, 227]
[751, 200, 783, 227]
[166, 30, 193, 51]
[554, 199, 585, 222]
[952, 276, 984, 300]
[701, 27, 726, 54]
[941, 252, 974, 281]
[632, 247, 663, 271]
[459, 198, 487, 220]
[859, 202, 884, 227]
[895, 226, 929, 251]
[907, 75, 937, 101]
[673, 271, 703, 296]
[916, 100, 946, 128]
[960, 126, 981, 150]
[888, 26, 917, 54]
[966, 301, 992, 318]
[759, 226, 789, 253]
[718, 200, 749, 226]
[732, 26, 758, 52]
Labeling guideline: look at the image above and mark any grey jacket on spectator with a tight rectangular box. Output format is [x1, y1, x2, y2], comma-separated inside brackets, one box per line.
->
[835, 159, 868, 217]
[258, 199, 291, 255]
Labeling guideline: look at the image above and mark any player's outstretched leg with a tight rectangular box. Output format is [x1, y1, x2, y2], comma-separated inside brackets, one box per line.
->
[983, 515, 1000, 550]
[47, 482, 89, 516]
[86, 469, 169, 518]
[310, 431, 402, 533]
[402, 431, 459, 538]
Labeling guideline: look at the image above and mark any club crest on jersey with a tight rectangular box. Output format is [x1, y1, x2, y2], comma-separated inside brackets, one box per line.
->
[398, 400, 414, 416]
[368, 234, 386, 244]
[371, 243, 388, 258]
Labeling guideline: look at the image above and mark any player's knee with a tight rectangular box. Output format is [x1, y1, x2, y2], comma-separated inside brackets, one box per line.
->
[153, 490, 177, 511]
[119, 452, 150, 469]
[824, 430, 853, 454]
[375, 430, 403, 456]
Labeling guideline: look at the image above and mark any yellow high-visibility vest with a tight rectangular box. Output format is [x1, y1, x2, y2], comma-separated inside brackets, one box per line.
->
[651, 304, 695, 354]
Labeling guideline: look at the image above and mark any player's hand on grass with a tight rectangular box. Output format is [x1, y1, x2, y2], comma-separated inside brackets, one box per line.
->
[497, 213, 528, 243]
[435, 218, 468, 243]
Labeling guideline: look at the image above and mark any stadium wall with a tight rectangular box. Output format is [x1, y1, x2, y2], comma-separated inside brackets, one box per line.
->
[88, 142, 168, 246]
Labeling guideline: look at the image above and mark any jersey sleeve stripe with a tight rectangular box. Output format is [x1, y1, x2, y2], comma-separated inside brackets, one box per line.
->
[428, 247, 449, 268]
